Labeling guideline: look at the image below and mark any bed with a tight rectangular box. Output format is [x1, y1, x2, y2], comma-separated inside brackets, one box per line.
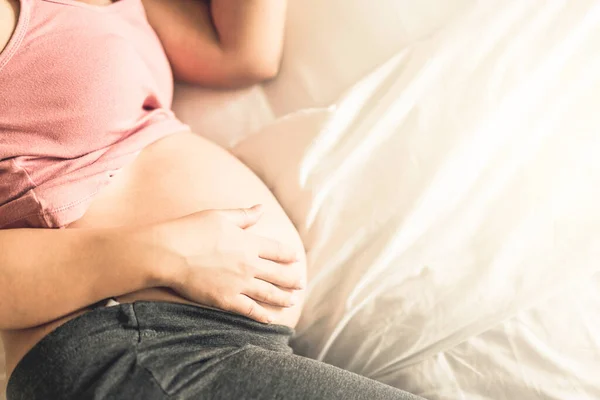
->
[3, 0, 600, 399]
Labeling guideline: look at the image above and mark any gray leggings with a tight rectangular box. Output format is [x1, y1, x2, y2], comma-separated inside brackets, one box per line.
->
[7, 301, 423, 400]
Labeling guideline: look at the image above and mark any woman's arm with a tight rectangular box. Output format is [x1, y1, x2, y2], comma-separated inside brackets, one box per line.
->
[0, 226, 163, 330]
[142, 0, 287, 88]
[0, 206, 302, 330]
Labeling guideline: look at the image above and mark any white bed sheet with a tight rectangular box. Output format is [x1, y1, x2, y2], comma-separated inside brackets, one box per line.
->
[234, 1, 600, 398]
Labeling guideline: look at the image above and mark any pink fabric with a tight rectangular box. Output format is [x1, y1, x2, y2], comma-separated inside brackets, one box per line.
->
[0, 0, 189, 229]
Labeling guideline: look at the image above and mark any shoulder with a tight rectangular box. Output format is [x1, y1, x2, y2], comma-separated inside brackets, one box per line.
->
[0, 0, 20, 56]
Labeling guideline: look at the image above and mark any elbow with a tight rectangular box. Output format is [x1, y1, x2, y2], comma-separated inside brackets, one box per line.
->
[242, 58, 281, 83]
[176, 52, 283, 89]
[229, 53, 282, 88]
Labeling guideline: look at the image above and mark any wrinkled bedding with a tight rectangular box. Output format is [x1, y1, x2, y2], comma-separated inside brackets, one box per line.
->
[234, 1, 600, 399]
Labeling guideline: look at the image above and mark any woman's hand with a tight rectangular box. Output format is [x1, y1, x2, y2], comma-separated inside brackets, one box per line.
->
[149, 205, 304, 323]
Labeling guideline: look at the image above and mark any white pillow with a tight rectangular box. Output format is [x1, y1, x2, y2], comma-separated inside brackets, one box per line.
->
[172, 83, 274, 149]
[263, 0, 474, 117]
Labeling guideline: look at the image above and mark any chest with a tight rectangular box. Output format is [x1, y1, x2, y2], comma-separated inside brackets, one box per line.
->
[0, 0, 174, 158]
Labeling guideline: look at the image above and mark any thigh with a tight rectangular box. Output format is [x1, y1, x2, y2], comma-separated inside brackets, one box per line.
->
[78, 361, 168, 400]
[198, 345, 423, 400]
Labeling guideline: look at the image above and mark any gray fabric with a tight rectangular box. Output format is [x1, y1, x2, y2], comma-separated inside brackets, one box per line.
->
[7, 301, 423, 400]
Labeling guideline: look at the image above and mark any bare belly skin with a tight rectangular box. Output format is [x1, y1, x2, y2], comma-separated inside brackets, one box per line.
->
[1, 131, 306, 378]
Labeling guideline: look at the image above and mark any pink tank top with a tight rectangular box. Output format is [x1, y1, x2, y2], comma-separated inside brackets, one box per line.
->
[0, 0, 189, 229]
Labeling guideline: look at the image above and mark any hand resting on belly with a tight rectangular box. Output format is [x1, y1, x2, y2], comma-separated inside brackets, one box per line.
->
[136, 204, 306, 324]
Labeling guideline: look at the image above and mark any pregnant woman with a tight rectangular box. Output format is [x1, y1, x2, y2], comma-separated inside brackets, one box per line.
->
[0, 1, 421, 399]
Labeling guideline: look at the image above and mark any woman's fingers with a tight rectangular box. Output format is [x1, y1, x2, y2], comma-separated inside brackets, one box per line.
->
[255, 235, 300, 264]
[232, 294, 273, 324]
[252, 258, 305, 290]
[243, 280, 297, 308]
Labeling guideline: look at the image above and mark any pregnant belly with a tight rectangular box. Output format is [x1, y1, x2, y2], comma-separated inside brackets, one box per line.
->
[3, 131, 306, 377]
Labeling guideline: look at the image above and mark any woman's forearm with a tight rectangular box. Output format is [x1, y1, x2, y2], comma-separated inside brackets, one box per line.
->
[0, 206, 305, 330]
[210, 0, 288, 77]
[141, 0, 287, 87]
[0, 227, 167, 330]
